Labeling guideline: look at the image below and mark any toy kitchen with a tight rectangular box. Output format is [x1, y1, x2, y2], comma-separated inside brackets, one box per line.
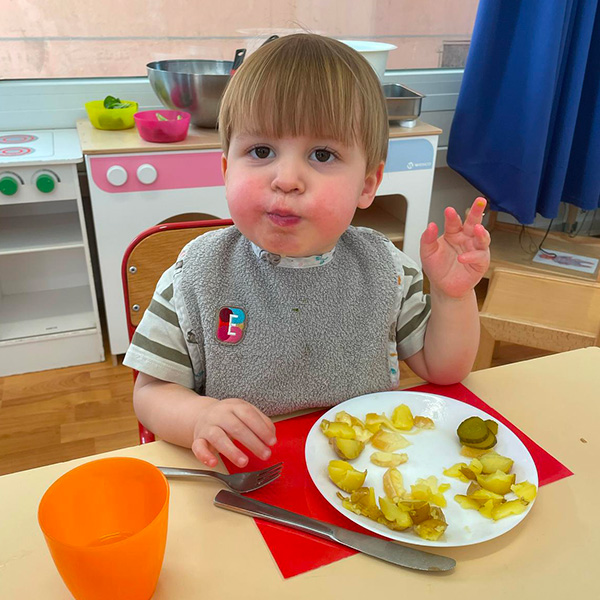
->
[0, 130, 104, 376]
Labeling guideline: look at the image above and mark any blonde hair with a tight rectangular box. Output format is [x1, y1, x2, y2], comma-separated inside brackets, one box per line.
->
[218, 34, 388, 174]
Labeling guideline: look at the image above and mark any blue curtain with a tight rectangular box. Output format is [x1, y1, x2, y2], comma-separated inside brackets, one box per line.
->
[447, 0, 600, 224]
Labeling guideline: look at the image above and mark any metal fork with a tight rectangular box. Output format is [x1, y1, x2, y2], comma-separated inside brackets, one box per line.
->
[157, 462, 283, 493]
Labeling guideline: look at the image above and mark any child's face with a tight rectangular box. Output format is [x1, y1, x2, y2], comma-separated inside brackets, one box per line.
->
[222, 133, 383, 257]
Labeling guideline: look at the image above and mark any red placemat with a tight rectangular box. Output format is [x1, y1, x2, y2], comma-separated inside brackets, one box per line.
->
[222, 383, 573, 579]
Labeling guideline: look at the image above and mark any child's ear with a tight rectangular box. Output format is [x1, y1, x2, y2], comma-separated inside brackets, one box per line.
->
[357, 161, 385, 209]
[221, 154, 228, 181]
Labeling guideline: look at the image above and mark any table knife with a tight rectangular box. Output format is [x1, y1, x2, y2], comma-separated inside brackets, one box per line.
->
[213, 490, 456, 572]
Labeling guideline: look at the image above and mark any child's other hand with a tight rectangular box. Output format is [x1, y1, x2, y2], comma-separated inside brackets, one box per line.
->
[420, 197, 491, 299]
[191, 398, 277, 468]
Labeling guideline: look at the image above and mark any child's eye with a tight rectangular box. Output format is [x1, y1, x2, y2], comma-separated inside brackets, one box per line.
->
[311, 148, 336, 163]
[249, 146, 274, 159]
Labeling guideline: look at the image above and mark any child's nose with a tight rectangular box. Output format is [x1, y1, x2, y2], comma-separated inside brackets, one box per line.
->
[271, 160, 305, 194]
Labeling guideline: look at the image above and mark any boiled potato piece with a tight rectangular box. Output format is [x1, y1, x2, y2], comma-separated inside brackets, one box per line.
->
[414, 518, 447, 541]
[454, 494, 481, 511]
[370, 451, 408, 467]
[511, 481, 537, 502]
[351, 486, 378, 511]
[320, 420, 355, 440]
[371, 429, 411, 451]
[468, 488, 505, 505]
[460, 445, 491, 458]
[327, 460, 367, 492]
[478, 451, 514, 474]
[491, 499, 528, 520]
[400, 500, 431, 524]
[478, 499, 495, 519]
[379, 496, 412, 529]
[330, 437, 365, 460]
[410, 476, 450, 507]
[414, 415, 435, 430]
[469, 458, 483, 475]
[466, 481, 482, 495]
[383, 467, 406, 501]
[365, 412, 398, 433]
[334, 412, 371, 442]
[476, 470, 516, 496]
[334, 411, 353, 426]
[443, 462, 470, 483]
[339, 487, 383, 520]
[459, 466, 478, 481]
[352, 425, 373, 443]
[391, 404, 414, 430]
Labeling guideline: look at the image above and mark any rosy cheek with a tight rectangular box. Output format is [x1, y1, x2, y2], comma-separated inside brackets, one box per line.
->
[314, 181, 354, 212]
[226, 173, 265, 218]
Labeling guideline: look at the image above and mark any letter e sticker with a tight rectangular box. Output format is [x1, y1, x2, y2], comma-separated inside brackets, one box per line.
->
[216, 306, 246, 344]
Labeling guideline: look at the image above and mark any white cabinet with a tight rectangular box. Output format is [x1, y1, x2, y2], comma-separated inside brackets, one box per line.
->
[0, 164, 104, 376]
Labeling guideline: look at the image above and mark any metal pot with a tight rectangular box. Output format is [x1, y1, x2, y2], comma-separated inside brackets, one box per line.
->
[147, 60, 233, 129]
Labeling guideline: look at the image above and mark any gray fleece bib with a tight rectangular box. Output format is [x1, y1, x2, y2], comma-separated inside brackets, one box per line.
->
[177, 226, 397, 416]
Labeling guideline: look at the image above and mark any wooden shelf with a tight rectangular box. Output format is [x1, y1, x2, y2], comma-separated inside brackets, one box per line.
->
[0, 212, 84, 256]
[487, 223, 600, 282]
[352, 203, 405, 244]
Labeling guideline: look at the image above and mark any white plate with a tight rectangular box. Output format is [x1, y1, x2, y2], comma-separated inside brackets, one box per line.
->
[305, 391, 538, 547]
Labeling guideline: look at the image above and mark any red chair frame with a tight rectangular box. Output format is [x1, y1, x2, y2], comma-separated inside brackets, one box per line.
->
[122, 219, 233, 444]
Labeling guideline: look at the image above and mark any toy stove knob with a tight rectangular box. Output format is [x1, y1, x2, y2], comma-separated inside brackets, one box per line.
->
[137, 163, 157, 185]
[106, 165, 128, 186]
[36, 172, 56, 193]
[0, 174, 18, 196]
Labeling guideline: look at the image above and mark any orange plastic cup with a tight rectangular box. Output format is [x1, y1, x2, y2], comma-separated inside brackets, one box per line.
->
[38, 457, 169, 600]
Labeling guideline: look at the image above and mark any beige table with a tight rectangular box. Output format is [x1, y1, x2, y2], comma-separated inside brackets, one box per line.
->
[1, 347, 598, 599]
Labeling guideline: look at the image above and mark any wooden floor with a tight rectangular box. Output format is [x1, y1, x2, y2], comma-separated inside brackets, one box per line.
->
[0, 283, 552, 476]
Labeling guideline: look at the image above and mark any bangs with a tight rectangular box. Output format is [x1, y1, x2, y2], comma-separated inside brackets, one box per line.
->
[229, 52, 362, 147]
[219, 34, 389, 172]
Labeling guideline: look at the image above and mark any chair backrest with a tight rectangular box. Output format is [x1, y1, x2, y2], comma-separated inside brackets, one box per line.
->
[122, 219, 233, 443]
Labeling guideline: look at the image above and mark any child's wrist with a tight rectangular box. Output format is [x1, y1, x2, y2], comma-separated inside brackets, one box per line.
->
[429, 285, 475, 304]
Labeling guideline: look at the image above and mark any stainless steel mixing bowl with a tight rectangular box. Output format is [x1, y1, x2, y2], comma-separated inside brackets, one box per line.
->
[147, 60, 233, 129]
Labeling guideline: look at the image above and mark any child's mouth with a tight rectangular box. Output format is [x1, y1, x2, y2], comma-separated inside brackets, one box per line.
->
[267, 212, 301, 227]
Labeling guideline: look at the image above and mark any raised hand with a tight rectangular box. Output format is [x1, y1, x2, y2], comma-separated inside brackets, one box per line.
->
[420, 197, 491, 299]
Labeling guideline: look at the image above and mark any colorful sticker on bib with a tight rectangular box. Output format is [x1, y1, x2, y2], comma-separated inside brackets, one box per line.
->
[216, 307, 246, 344]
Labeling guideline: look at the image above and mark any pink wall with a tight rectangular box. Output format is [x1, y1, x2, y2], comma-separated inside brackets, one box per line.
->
[1, 0, 479, 78]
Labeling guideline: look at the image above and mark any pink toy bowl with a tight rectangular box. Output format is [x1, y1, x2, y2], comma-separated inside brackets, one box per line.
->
[134, 110, 191, 143]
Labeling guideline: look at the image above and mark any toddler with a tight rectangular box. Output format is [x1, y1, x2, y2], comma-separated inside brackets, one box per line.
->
[124, 34, 490, 469]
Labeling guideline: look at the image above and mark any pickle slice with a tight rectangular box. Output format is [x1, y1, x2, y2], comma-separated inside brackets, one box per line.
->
[485, 419, 499, 435]
[462, 430, 497, 449]
[457, 417, 489, 445]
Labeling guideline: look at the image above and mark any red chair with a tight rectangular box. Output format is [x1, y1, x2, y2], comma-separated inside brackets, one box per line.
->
[122, 219, 233, 443]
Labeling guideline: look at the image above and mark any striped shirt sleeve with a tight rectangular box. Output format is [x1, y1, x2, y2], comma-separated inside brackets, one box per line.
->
[122, 264, 195, 388]
[385, 242, 431, 360]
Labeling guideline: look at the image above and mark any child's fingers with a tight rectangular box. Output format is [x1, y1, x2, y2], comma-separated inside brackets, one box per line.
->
[443, 206, 463, 235]
[222, 413, 274, 462]
[201, 425, 251, 468]
[191, 438, 221, 468]
[473, 223, 491, 250]
[463, 197, 487, 235]
[420, 222, 439, 258]
[231, 403, 277, 447]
